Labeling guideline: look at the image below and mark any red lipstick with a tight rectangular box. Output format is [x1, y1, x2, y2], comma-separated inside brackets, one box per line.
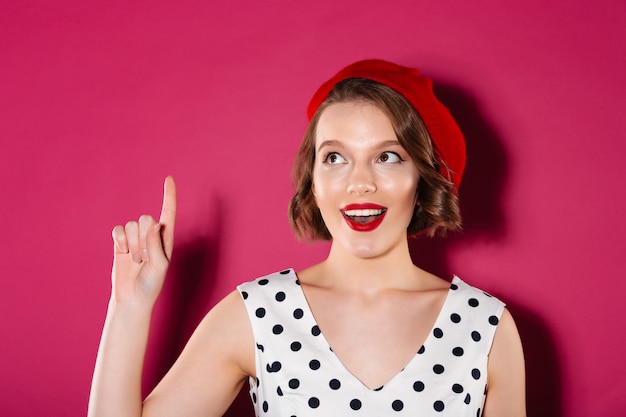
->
[341, 203, 387, 232]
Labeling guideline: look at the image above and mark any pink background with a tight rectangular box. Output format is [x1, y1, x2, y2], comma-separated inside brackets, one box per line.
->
[1, 1, 624, 416]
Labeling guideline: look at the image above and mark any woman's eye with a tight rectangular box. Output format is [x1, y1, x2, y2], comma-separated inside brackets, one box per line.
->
[377, 151, 403, 163]
[323, 152, 347, 165]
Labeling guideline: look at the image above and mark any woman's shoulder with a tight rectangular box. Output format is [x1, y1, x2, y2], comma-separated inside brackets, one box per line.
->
[237, 267, 298, 293]
[450, 275, 506, 310]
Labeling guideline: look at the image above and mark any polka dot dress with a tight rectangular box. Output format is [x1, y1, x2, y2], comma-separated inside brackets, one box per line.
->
[238, 269, 505, 416]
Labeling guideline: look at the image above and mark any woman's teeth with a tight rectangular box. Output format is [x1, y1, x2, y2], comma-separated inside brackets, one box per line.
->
[344, 209, 384, 217]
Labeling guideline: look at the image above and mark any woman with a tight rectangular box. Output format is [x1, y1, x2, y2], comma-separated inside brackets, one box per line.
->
[89, 59, 526, 416]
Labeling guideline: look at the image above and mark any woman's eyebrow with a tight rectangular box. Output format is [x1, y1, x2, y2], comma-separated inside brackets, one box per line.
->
[376, 140, 402, 149]
[317, 139, 344, 152]
[317, 139, 402, 153]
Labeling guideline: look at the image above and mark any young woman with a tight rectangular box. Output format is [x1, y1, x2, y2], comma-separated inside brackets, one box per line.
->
[88, 59, 526, 416]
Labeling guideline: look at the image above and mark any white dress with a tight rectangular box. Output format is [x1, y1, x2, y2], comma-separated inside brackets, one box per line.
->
[237, 269, 505, 416]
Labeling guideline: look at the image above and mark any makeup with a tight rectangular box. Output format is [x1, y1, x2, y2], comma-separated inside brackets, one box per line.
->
[341, 203, 387, 232]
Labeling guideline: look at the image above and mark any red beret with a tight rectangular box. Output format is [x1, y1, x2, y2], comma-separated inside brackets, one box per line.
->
[307, 59, 466, 190]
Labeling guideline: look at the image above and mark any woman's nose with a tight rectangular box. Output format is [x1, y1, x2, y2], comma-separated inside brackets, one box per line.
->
[346, 163, 377, 194]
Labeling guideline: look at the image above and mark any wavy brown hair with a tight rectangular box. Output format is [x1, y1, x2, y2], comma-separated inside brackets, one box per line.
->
[289, 78, 461, 240]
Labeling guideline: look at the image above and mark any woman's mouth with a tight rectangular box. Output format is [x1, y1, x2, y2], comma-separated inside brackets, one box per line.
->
[341, 204, 387, 232]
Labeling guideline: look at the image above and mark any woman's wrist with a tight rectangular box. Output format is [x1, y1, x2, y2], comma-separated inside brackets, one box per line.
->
[106, 296, 155, 323]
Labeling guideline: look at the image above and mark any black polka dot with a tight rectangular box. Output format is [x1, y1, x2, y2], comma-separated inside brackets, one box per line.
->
[288, 378, 300, 389]
[434, 400, 445, 412]
[272, 325, 284, 334]
[392, 400, 404, 411]
[452, 383, 464, 393]
[290, 341, 301, 351]
[275, 291, 286, 302]
[293, 308, 304, 319]
[262, 401, 269, 412]
[280, 269, 290, 274]
[277, 386, 283, 396]
[252, 392, 257, 403]
[451, 283, 458, 290]
[468, 298, 479, 307]
[433, 327, 444, 338]
[450, 313, 461, 323]
[241, 291, 248, 299]
[418, 345, 425, 354]
[329, 379, 341, 390]
[311, 325, 321, 336]
[374, 385, 384, 391]
[477, 408, 482, 417]
[350, 399, 362, 410]
[472, 331, 482, 341]
[465, 393, 471, 404]
[433, 364, 445, 374]
[472, 368, 481, 380]
[309, 359, 321, 370]
[453, 347, 464, 356]
[413, 381, 425, 392]
[256, 343, 264, 351]
[308, 397, 320, 408]
[266, 361, 281, 373]
[489, 315, 499, 325]
[255, 308, 266, 318]
[258, 279, 269, 285]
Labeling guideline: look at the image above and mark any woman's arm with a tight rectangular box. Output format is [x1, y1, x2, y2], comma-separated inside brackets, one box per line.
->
[142, 290, 255, 416]
[483, 308, 527, 417]
[89, 284, 253, 417]
[88, 178, 253, 416]
[88, 297, 154, 417]
[88, 177, 177, 417]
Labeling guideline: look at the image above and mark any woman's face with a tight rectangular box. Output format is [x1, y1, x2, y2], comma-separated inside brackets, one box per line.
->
[312, 101, 420, 259]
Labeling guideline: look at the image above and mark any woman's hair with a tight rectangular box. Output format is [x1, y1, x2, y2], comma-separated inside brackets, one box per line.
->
[288, 78, 462, 240]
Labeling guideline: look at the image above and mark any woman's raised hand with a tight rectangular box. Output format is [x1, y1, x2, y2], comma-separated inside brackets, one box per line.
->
[110, 176, 177, 306]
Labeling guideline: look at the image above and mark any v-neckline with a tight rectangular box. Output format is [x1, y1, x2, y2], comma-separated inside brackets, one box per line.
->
[287, 269, 457, 392]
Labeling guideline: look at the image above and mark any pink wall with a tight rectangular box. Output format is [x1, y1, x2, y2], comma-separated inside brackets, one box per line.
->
[1, 1, 624, 415]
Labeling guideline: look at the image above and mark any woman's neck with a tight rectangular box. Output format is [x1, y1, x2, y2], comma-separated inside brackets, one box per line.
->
[314, 239, 429, 294]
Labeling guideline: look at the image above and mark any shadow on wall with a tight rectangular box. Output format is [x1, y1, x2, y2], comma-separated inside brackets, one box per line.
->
[140, 198, 256, 415]
[410, 81, 563, 417]
[142, 234, 222, 390]
[141, 199, 227, 394]
[509, 302, 562, 417]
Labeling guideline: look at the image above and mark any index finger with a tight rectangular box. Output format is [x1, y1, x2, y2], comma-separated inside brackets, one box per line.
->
[159, 175, 177, 259]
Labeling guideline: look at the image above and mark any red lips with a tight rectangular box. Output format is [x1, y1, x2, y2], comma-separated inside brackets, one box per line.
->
[341, 203, 387, 232]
